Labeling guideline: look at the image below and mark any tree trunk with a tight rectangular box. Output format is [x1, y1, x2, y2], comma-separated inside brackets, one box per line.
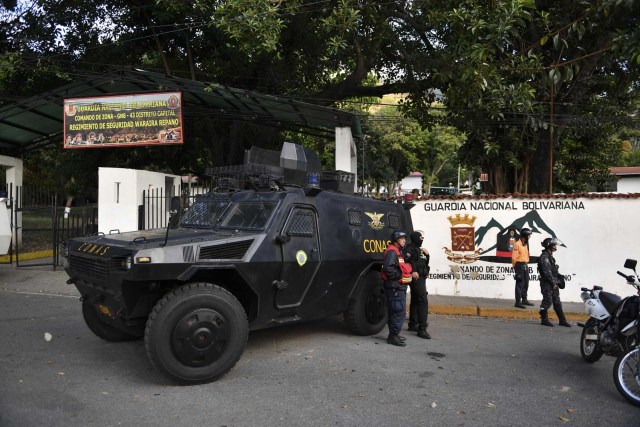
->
[529, 129, 553, 194]
[488, 164, 507, 194]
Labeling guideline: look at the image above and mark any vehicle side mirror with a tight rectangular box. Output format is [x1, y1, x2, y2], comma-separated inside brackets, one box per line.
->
[624, 259, 637, 271]
[276, 234, 291, 244]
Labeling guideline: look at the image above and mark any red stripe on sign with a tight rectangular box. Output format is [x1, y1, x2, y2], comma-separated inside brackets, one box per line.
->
[496, 251, 512, 258]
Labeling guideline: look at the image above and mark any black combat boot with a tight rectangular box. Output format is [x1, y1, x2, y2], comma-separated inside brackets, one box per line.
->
[540, 309, 554, 327]
[522, 300, 534, 306]
[417, 327, 431, 339]
[387, 334, 406, 347]
[515, 300, 526, 309]
[557, 311, 572, 327]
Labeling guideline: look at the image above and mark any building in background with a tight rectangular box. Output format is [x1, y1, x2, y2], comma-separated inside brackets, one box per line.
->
[609, 167, 640, 193]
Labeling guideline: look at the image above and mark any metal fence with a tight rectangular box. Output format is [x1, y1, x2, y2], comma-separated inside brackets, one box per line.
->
[139, 185, 214, 230]
[3, 185, 98, 269]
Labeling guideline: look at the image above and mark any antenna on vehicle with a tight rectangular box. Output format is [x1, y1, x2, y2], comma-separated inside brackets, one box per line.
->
[162, 196, 181, 247]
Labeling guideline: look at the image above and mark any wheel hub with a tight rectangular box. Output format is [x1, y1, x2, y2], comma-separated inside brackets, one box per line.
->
[172, 308, 230, 367]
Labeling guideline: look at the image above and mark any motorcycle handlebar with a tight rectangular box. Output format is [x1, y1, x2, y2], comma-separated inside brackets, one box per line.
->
[617, 270, 640, 287]
[617, 271, 630, 280]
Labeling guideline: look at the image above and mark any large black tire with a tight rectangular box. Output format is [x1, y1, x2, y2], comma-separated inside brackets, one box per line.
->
[580, 317, 604, 363]
[344, 270, 387, 335]
[613, 346, 640, 407]
[144, 283, 248, 385]
[82, 301, 138, 342]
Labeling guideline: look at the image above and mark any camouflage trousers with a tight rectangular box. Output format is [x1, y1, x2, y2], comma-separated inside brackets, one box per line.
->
[540, 284, 563, 313]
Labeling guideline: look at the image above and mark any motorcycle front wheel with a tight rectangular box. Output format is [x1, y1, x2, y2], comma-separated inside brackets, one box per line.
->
[580, 318, 603, 363]
[613, 346, 640, 407]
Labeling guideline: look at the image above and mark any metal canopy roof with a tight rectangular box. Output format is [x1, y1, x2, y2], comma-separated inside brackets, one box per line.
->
[0, 68, 361, 154]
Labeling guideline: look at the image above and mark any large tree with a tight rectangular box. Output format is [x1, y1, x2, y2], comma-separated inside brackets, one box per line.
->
[423, 0, 640, 193]
[363, 104, 464, 195]
[2, 0, 639, 195]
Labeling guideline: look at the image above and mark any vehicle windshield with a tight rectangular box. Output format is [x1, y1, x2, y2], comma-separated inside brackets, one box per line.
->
[179, 194, 232, 228]
[219, 200, 277, 230]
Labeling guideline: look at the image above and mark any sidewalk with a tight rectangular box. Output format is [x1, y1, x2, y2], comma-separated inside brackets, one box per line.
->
[0, 265, 587, 321]
[427, 294, 586, 322]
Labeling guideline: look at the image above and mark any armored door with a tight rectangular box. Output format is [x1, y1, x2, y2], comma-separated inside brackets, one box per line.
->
[275, 205, 321, 309]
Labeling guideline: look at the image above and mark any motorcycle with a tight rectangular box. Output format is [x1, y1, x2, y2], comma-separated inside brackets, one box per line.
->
[579, 259, 640, 406]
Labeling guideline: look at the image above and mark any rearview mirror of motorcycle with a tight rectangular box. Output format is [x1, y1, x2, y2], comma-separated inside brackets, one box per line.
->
[623, 259, 637, 271]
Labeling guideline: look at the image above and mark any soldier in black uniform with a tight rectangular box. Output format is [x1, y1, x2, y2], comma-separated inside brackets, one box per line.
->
[538, 238, 571, 327]
[382, 230, 413, 346]
[402, 231, 431, 339]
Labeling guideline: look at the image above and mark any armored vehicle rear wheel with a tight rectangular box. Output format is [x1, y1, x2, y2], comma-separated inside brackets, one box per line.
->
[144, 283, 248, 384]
[82, 301, 138, 342]
[344, 271, 387, 335]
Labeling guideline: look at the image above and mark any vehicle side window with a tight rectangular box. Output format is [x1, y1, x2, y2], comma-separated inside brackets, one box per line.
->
[348, 208, 362, 226]
[287, 209, 316, 237]
[388, 213, 400, 229]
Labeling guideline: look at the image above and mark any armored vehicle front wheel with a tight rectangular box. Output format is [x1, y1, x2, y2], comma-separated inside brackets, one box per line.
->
[344, 271, 387, 335]
[144, 283, 248, 384]
[81, 301, 139, 342]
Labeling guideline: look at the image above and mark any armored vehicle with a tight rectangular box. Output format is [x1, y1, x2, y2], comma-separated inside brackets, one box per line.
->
[61, 159, 414, 384]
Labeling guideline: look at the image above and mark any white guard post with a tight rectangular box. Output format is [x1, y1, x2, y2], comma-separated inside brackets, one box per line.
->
[98, 168, 181, 233]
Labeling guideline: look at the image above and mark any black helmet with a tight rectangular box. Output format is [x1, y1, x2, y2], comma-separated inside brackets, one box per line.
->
[541, 237, 563, 248]
[391, 230, 407, 242]
[520, 228, 532, 237]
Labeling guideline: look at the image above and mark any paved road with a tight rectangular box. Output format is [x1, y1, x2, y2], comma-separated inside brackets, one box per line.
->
[0, 268, 638, 426]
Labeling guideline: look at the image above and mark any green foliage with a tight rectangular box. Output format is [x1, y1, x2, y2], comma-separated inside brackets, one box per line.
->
[554, 123, 623, 192]
[2, 0, 639, 197]
[361, 103, 464, 195]
[616, 127, 640, 166]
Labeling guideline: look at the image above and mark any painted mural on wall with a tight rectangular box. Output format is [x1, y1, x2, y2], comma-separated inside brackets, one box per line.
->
[411, 197, 640, 302]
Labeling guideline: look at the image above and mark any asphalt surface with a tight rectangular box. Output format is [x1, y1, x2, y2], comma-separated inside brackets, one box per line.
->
[1, 266, 638, 426]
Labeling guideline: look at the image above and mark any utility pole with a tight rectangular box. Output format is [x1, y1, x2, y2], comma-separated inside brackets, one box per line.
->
[549, 81, 554, 194]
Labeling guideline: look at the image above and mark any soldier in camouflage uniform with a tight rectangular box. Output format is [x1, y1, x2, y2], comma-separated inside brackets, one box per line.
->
[537, 238, 571, 327]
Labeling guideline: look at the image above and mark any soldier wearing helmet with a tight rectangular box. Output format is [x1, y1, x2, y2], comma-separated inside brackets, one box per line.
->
[511, 227, 533, 309]
[381, 230, 413, 346]
[402, 231, 431, 339]
[538, 238, 571, 327]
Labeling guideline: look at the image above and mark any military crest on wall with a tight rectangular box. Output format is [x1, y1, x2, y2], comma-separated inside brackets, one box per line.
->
[444, 214, 483, 264]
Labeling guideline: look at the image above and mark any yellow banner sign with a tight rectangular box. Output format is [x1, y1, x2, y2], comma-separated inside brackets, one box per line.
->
[63, 92, 183, 148]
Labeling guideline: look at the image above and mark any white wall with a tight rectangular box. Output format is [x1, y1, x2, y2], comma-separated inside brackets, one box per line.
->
[617, 176, 640, 193]
[411, 196, 640, 302]
[401, 176, 422, 194]
[98, 168, 180, 233]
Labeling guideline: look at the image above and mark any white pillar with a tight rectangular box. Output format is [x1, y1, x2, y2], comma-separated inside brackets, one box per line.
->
[2, 156, 23, 191]
[335, 126, 358, 192]
[0, 155, 23, 249]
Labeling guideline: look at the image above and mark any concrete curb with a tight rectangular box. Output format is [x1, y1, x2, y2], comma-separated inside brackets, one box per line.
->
[429, 304, 587, 321]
